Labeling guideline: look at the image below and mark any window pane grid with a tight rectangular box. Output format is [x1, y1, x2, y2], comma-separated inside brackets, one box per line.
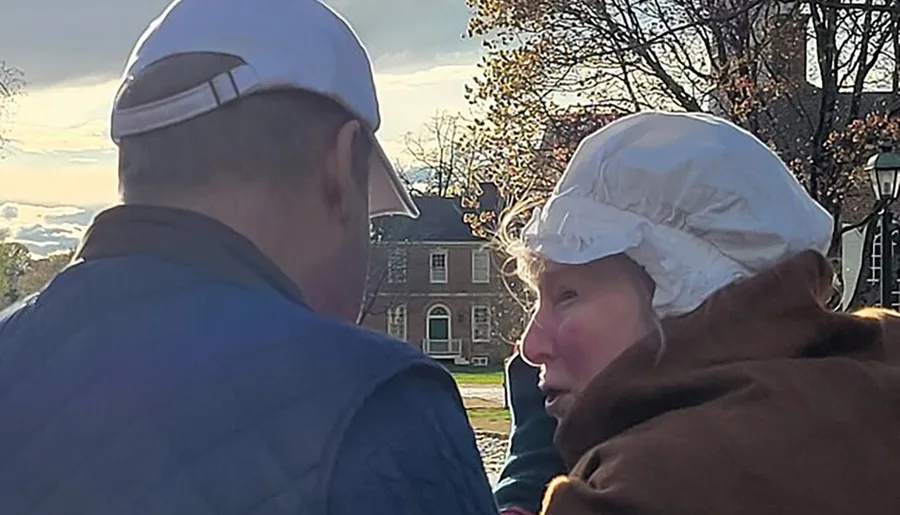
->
[471, 249, 490, 283]
[430, 251, 448, 283]
[387, 304, 407, 341]
[472, 305, 491, 342]
[387, 248, 407, 284]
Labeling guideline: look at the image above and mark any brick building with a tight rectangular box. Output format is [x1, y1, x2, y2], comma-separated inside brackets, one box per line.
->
[360, 185, 512, 366]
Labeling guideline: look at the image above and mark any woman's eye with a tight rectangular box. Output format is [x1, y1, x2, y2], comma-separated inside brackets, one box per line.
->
[554, 289, 578, 305]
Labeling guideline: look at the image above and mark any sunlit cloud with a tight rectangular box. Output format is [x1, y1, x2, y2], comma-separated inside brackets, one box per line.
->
[0, 164, 119, 206]
[0, 60, 478, 202]
[0, 58, 480, 254]
[0, 202, 102, 256]
[3, 61, 477, 159]
[0, 0, 482, 256]
[375, 62, 477, 160]
[5, 78, 119, 155]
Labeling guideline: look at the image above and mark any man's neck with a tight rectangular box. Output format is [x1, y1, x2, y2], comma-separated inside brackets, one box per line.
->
[121, 185, 348, 319]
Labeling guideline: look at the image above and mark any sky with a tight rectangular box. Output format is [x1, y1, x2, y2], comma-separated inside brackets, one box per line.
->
[0, 0, 481, 256]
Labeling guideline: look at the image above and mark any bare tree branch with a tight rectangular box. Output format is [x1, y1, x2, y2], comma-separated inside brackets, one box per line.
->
[464, 0, 900, 250]
[0, 61, 25, 156]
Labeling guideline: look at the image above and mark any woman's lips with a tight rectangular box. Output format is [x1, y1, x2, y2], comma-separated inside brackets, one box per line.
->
[545, 391, 559, 407]
[542, 388, 569, 418]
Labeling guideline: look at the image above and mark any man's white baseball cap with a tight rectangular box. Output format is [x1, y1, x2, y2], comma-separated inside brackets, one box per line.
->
[110, 0, 419, 219]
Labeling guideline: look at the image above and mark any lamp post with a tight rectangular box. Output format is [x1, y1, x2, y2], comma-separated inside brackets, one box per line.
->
[865, 146, 900, 308]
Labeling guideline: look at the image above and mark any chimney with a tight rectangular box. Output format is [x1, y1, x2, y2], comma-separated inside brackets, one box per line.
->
[477, 182, 501, 213]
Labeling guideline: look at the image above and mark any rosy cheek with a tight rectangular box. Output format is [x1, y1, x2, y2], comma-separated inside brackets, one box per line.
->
[555, 317, 602, 389]
[557, 303, 640, 389]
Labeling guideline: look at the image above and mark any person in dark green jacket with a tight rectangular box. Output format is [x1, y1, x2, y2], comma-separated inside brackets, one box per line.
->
[494, 352, 567, 515]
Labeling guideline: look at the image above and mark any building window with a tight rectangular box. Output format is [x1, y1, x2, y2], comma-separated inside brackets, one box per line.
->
[430, 250, 448, 283]
[471, 305, 491, 342]
[471, 249, 490, 284]
[868, 233, 899, 308]
[387, 248, 407, 284]
[386, 304, 407, 341]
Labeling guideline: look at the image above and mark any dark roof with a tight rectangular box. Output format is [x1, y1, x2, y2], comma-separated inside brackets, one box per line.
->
[374, 195, 480, 242]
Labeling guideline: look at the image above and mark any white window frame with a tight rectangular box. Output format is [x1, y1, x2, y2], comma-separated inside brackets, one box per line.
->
[471, 249, 490, 284]
[430, 249, 448, 284]
[386, 304, 408, 341]
[387, 248, 408, 284]
[471, 304, 491, 342]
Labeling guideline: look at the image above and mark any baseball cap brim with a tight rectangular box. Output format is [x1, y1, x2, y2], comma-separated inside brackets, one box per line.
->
[369, 138, 420, 218]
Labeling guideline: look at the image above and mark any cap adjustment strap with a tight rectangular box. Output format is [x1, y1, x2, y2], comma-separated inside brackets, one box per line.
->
[111, 64, 260, 142]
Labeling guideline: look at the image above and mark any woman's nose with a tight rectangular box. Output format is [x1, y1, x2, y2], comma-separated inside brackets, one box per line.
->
[520, 310, 555, 367]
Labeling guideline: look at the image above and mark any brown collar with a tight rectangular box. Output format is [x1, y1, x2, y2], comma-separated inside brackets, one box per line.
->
[555, 250, 893, 466]
[75, 204, 307, 306]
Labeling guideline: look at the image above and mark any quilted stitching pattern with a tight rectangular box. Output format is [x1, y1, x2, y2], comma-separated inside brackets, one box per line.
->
[0, 256, 441, 514]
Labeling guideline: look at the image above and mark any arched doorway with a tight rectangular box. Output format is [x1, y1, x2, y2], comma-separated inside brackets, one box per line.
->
[426, 304, 454, 355]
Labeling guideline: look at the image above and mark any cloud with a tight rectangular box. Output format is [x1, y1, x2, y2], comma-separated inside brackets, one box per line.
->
[376, 62, 478, 161]
[17, 224, 80, 242]
[327, 0, 475, 64]
[0, 1, 483, 259]
[0, 60, 478, 171]
[4, 79, 119, 155]
[43, 208, 101, 227]
[0, 1, 167, 86]
[0, 0, 476, 87]
[0, 202, 100, 256]
[375, 51, 481, 72]
[0, 59, 479, 219]
[0, 162, 119, 206]
[16, 235, 82, 256]
[1, 205, 18, 219]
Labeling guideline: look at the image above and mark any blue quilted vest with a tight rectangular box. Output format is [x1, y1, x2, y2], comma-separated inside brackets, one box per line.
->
[0, 208, 452, 514]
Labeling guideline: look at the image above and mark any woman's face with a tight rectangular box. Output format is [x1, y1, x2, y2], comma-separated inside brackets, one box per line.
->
[521, 254, 655, 421]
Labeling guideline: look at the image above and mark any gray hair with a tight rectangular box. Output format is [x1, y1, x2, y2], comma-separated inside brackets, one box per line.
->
[116, 52, 371, 202]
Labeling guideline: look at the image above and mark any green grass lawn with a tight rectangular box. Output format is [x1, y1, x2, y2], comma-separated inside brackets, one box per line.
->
[452, 368, 508, 433]
[452, 370, 504, 386]
[467, 406, 511, 434]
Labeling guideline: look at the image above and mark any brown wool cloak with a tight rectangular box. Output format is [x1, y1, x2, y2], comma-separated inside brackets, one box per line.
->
[542, 250, 900, 515]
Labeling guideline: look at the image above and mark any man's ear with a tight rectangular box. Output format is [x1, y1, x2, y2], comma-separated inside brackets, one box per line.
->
[321, 119, 363, 223]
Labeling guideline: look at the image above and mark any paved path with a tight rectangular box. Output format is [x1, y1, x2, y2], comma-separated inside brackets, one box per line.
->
[458, 384, 505, 405]
[475, 431, 507, 487]
[460, 386, 507, 487]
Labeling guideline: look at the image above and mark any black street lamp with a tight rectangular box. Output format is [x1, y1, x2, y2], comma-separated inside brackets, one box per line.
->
[865, 146, 900, 308]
